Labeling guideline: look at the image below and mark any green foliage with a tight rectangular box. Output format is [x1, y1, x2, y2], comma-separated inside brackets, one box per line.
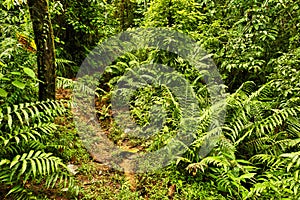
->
[0, 1, 38, 105]
[0, 100, 75, 199]
[184, 78, 300, 198]
[50, 0, 118, 76]
[141, 1, 300, 198]
[144, 0, 203, 33]
[1, 0, 300, 199]
[201, 0, 300, 91]
[0, 1, 79, 198]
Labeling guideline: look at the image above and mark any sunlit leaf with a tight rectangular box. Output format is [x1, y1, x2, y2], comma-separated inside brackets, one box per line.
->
[12, 80, 26, 89]
[23, 67, 36, 78]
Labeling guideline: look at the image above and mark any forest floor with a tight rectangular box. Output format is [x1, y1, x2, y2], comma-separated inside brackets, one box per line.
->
[47, 88, 224, 200]
[50, 125, 180, 199]
[53, 88, 177, 200]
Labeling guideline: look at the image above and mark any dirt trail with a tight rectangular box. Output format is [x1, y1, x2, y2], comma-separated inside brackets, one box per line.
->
[61, 86, 140, 191]
[119, 158, 137, 191]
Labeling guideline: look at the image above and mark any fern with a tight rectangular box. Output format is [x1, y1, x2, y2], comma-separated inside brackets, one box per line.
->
[56, 76, 74, 89]
[0, 99, 74, 199]
[181, 75, 300, 199]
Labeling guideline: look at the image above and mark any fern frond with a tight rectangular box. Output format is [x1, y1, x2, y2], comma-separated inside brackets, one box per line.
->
[56, 77, 74, 89]
[0, 100, 69, 131]
[186, 155, 231, 173]
[7, 150, 66, 179]
[7, 185, 37, 200]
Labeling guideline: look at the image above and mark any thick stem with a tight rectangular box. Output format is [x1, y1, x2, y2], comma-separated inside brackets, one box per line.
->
[28, 0, 56, 101]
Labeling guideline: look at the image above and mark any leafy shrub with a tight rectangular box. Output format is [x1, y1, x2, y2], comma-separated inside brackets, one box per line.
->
[0, 100, 75, 199]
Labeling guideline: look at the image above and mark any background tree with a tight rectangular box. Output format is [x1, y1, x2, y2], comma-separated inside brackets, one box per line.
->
[28, 0, 56, 100]
[50, 0, 117, 77]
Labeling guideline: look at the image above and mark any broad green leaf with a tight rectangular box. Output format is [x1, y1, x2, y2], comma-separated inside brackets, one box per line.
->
[7, 114, 12, 130]
[46, 159, 50, 175]
[11, 72, 21, 75]
[240, 173, 256, 180]
[0, 88, 8, 97]
[14, 136, 20, 144]
[20, 133, 28, 141]
[21, 160, 27, 175]
[41, 158, 46, 175]
[6, 106, 11, 114]
[21, 108, 29, 125]
[15, 111, 23, 125]
[20, 153, 28, 161]
[0, 77, 10, 81]
[0, 173, 10, 181]
[12, 80, 26, 89]
[36, 158, 42, 175]
[52, 173, 59, 188]
[287, 162, 293, 172]
[46, 175, 53, 188]
[27, 150, 34, 159]
[7, 186, 23, 196]
[23, 67, 36, 78]
[10, 155, 21, 168]
[34, 150, 42, 158]
[3, 139, 9, 146]
[0, 159, 10, 166]
[30, 159, 37, 177]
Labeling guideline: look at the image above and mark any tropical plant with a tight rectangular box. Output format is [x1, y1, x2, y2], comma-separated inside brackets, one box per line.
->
[183, 77, 300, 198]
[49, 0, 118, 77]
[0, 100, 75, 199]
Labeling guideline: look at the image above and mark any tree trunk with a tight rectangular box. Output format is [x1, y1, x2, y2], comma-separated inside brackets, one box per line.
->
[27, 0, 56, 101]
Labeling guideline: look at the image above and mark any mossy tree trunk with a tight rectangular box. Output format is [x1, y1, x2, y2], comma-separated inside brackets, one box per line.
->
[28, 0, 56, 100]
